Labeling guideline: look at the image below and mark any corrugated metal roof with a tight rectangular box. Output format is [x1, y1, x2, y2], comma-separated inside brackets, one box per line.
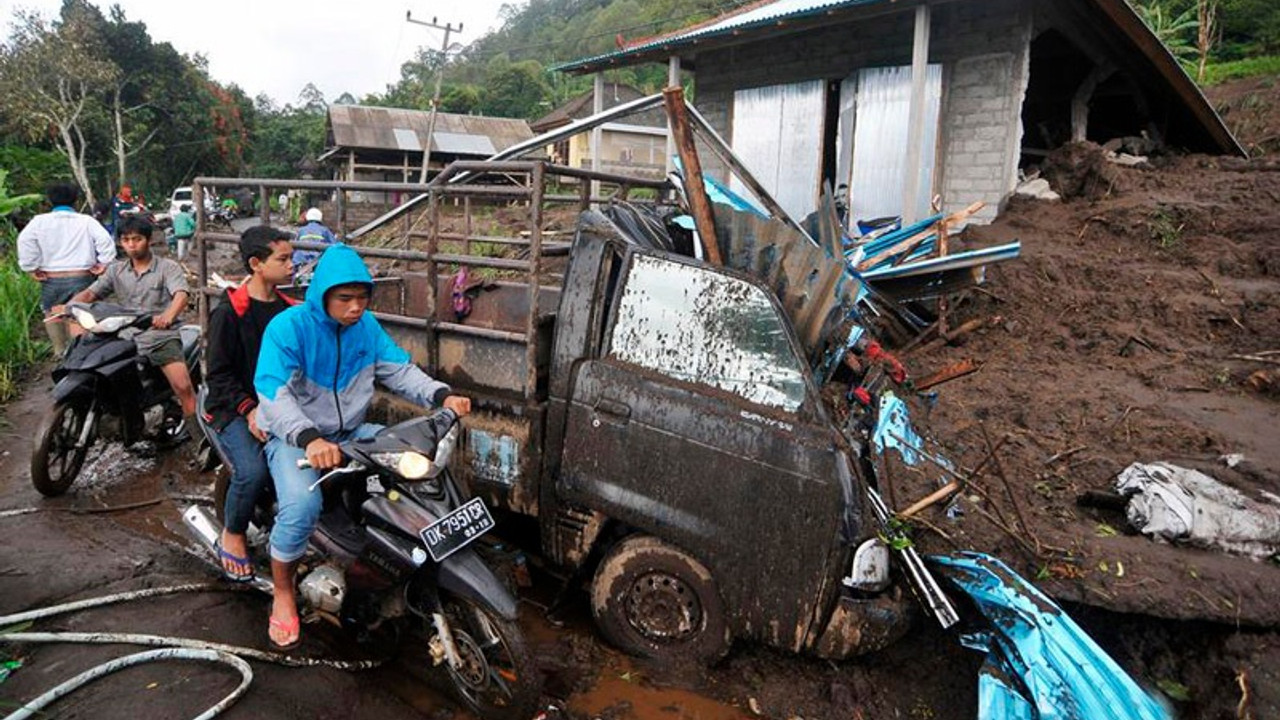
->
[552, 0, 881, 73]
[326, 105, 533, 155]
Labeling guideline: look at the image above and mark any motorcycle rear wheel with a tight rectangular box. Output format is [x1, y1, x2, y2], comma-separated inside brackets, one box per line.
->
[438, 594, 541, 720]
[31, 402, 93, 497]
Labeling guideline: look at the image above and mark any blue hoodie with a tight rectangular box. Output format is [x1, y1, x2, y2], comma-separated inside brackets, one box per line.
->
[255, 244, 450, 448]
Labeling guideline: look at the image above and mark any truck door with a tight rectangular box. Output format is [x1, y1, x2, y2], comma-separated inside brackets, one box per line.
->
[558, 251, 847, 651]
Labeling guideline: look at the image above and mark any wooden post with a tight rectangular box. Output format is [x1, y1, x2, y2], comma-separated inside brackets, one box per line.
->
[524, 163, 545, 402]
[902, 4, 931, 226]
[663, 86, 721, 266]
[335, 189, 346, 238]
[259, 185, 270, 225]
[193, 181, 209, 334]
[1072, 64, 1115, 143]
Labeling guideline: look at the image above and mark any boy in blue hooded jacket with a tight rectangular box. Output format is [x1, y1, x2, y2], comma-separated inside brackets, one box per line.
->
[255, 243, 470, 649]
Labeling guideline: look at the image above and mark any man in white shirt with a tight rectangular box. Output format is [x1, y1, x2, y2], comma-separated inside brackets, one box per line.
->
[17, 183, 116, 355]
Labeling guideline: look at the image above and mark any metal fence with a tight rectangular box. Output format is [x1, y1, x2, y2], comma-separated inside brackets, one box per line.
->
[193, 160, 671, 401]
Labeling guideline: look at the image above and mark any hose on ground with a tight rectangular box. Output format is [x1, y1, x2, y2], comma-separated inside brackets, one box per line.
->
[2, 648, 252, 720]
[0, 582, 383, 720]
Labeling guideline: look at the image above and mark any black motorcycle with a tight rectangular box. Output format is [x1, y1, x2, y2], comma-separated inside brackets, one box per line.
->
[184, 408, 542, 720]
[31, 302, 201, 496]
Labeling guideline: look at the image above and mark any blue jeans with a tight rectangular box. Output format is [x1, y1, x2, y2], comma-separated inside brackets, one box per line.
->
[216, 416, 270, 536]
[265, 423, 382, 563]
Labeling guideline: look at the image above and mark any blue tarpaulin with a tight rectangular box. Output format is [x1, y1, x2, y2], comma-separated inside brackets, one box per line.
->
[932, 552, 1173, 720]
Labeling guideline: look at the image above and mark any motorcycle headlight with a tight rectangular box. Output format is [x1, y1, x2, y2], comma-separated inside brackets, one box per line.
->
[371, 451, 433, 480]
[94, 316, 132, 333]
[71, 307, 97, 330]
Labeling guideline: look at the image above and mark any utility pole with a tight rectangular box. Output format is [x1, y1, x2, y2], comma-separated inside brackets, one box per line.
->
[406, 12, 462, 183]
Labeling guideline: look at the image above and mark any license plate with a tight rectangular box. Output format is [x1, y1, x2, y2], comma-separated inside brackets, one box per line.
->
[419, 497, 495, 562]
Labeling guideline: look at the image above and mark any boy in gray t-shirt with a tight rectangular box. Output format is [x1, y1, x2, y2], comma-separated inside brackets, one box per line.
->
[61, 216, 196, 429]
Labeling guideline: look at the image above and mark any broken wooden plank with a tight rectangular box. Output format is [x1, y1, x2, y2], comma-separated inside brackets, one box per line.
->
[915, 358, 981, 391]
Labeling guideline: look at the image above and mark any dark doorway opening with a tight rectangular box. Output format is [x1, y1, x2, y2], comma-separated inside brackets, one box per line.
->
[1021, 29, 1150, 166]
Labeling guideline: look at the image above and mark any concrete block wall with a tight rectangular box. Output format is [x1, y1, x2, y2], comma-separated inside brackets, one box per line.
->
[691, 0, 1032, 225]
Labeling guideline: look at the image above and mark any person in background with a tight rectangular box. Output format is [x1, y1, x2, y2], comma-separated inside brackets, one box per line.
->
[17, 183, 116, 356]
[291, 207, 338, 272]
[108, 184, 135, 237]
[203, 225, 296, 582]
[170, 203, 196, 258]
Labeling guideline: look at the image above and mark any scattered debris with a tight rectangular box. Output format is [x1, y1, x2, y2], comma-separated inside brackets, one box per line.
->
[1116, 462, 1280, 558]
[1013, 177, 1061, 201]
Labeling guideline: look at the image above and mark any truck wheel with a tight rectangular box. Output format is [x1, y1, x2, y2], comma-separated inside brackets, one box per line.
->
[590, 535, 730, 664]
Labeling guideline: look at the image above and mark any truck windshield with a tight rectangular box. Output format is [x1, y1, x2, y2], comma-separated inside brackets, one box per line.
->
[609, 254, 807, 412]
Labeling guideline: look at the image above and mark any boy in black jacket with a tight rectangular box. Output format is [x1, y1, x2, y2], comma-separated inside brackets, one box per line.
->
[204, 226, 296, 580]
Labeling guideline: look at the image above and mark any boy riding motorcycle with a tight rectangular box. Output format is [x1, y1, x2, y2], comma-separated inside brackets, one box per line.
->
[254, 243, 470, 649]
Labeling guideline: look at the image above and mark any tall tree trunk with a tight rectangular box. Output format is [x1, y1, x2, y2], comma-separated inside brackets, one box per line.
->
[1197, 0, 1217, 83]
[55, 121, 96, 208]
[113, 85, 127, 187]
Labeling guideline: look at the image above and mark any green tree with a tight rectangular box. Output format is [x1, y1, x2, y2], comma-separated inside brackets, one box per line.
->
[480, 58, 552, 118]
[0, 9, 118, 206]
[1133, 0, 1200, 68]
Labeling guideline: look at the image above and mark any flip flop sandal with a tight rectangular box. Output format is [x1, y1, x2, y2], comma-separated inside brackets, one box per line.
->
[268, 614, 301, 652]
[215, 541, 255, 583]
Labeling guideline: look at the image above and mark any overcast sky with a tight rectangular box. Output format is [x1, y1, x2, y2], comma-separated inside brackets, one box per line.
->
[2, 0, 514, 104]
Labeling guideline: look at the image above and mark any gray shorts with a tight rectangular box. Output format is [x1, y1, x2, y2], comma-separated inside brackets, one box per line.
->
[137, 331, 184, 367]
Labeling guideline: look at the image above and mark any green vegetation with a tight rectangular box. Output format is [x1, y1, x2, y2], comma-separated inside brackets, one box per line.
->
[0, 246, 45, 401]
[1202, 55, 1280, 85]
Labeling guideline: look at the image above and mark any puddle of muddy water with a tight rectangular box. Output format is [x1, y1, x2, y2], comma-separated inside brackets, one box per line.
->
[75, 442, 157, 495]
[568, 666, 749, 720]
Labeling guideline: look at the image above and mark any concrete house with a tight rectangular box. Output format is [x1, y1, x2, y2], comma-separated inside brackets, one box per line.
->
[531, 83, 670, 179]
[318, 105, 534, 202]
[556, 0, 1242, 226]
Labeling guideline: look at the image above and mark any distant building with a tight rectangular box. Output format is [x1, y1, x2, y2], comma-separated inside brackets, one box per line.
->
[319, 105, 534, 203]
[531, 83, 669, 180]
[556, 0, 1243, 226]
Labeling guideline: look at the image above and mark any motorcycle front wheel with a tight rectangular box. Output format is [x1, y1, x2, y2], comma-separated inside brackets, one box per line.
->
[31, 401, 93, 496]
[437, 594, 541, 720]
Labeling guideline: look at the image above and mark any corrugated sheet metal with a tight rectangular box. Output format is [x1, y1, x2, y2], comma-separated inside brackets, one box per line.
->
[327, 105, 533, 154]
[846, 64, 942, 223]
[729, 81, 825, 220]
[711, 203, 868, 377]
[434, 132, 497, 155]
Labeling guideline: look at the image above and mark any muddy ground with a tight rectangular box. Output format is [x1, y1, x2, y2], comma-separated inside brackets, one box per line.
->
[4, 77, 1280, 720]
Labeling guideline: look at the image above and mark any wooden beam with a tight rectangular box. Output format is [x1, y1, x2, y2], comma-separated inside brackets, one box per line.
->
[663, 86, 721, 266]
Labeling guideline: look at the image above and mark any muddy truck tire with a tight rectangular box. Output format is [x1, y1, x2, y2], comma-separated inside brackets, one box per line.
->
[590, 535, 731, 664]
[31, 402, 93, 497]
